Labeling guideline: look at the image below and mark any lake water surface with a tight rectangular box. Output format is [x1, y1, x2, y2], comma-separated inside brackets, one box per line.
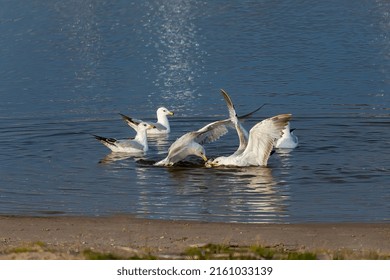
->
[1, 0, 389, 223]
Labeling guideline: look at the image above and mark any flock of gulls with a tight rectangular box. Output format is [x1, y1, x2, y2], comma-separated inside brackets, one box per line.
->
[93, 89, 298, 167]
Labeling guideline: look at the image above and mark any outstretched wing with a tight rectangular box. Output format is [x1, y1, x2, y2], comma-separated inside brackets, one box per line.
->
[158, 117, 232, 165]
[242, 114, 292, 166]
[193, 118, 231, 145]
[220, 89, 249, 155]
[119, 113, 143, 132]
[237, 104, 267, 120]
[220, 89, 237, 120]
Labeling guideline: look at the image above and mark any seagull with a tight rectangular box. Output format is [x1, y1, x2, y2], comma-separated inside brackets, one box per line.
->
[121, 107, 174, 136]
[93, 121, 155, 153]
[206, 114, 291, 167]
[154, 90, 265, 167]
[275, 122, 298, 149]
[154, 119, 231, 166]
[205, 89, 292, 167]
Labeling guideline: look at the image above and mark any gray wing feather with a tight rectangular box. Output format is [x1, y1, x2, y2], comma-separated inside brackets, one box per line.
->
[153, 122, 168, 131]
[193, 119, 231, 145]
[116, 139, 144, 150]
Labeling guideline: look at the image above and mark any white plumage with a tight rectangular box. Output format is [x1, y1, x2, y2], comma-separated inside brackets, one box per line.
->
[275, 122, 298, 149]
[122, 107, 174, 135]
[94, 121, 155, 153]
[206, 89, 291, 167]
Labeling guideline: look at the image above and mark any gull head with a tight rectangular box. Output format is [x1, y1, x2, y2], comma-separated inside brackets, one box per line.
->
[138, 122, 156, 131]
[157, 107, 174, 117]
[194, 146, 208, 162]
[205, 156, 228, 167]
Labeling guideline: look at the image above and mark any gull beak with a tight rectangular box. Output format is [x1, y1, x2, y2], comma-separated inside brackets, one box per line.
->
[149, 124, 156, 129]
[201, 154, 208, 162]
[169, 111, 174, 116]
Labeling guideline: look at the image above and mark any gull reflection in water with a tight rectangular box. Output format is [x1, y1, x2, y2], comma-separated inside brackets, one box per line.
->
[98, 152, 145, 164]
[165, 164, 290, 222]
[146, 134, 171, 155]
[275, 148, 295, 169]
[225, 167, 289, 222]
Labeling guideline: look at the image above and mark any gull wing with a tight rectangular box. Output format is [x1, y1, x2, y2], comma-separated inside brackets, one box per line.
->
[237, 103, 267, 120]
[93, 134, 142, 151]
[220, 89, 237, 120]
[153, 122, 168, 131]
[193, 118, 231, 145]
[115, 139, 144, 150]
[161, 119, 231, 164]
[220, 89, 249, 155]
[93, 135, 118, 146]
[119, 113, 143, 132]
[241, 114, 292, 166]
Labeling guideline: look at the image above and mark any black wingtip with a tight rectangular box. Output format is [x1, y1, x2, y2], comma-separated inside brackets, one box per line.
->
[92, 134, 104, 141]
[119, 113, 131, 121]
[237, 103, 267, 120]
[119, 113, 139, 126]
[93, 134, 116, 144]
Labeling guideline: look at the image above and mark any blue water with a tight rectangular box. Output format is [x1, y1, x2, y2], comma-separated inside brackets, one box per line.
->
[0, 0, 389, 223]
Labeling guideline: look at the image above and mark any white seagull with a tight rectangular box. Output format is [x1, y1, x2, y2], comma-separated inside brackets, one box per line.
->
[154, 119, 231, 166]
[121, 107, 174, 135]
[275, 122, 298, 149]
[206, 89, 292, 167]
[154, 90, 264, 167]
[93, 119, 155, 153]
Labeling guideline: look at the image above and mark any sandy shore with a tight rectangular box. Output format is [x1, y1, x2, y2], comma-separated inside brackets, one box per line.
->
[0, 215, 389, 259]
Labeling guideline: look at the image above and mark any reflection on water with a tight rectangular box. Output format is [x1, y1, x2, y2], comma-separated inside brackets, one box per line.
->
[98, 152, 144, 164]
[132, 161, 289, 223]
[53, 1, 103, 89]
[374, 0, 390, 98]
[142, 0, 207, 109]
[0, 0, 389, 223]
[147, 134, 171, 155]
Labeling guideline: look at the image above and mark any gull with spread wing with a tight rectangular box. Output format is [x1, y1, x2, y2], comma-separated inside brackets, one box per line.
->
[154, 119, 231, 166]
[154, 91, 264, 166]
[206, 89, 291, 167]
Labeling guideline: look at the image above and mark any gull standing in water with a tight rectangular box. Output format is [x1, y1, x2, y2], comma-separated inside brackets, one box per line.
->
[206, 89, 291, 167]
[93, 120, 155, 153]
[275, 122, 298, 149]
[121, 107, 174, 135]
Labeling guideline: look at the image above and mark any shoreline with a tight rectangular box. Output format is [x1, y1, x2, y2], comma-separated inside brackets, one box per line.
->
[1, 215, 389, 259]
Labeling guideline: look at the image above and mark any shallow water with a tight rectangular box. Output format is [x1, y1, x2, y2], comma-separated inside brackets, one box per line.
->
[0, 0, 389, 223]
